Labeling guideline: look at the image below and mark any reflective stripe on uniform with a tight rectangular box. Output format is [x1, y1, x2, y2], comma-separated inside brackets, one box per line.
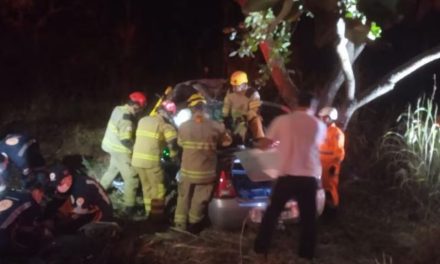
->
[180, 141, 216, 150]
[174, 213, 186, 223]
[109, 123, 131, 140]
[119, 132, 132, 140]
[164, 130, 177, 141]
[181, 168, 215, 178]
[102, 138, 131, 153]
[189, 212, 203, 223]
[136, 130, 160, 139]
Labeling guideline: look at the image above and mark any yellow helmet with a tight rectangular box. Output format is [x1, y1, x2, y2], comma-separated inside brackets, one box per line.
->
[230, 71, 248, 86]
[187, 93, 206, 108]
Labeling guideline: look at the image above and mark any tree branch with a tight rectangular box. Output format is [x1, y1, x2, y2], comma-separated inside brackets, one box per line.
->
[342, 44, 440, 129]
[356, 44, 440, 110]
[320, 41, 365, 108]
[336, 18, 356, 101]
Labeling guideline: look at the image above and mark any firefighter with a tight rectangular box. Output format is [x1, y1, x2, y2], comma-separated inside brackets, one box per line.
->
[222, 70, 265, 145]
[318, 107, 345, 209]
[47, 163, 113, 234]
[100, 91, 146, 214]
[0, 133, 47, 190]
[132, 100, 179, 220]
[0, 187, 45, 255]
[174, 93, 232, 232]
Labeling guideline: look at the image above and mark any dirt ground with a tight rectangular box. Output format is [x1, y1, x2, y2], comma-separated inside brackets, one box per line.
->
[2, 121, 440, 264]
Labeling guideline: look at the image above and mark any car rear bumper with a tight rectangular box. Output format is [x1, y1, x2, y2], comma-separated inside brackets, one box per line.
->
[208, 189, 326, 230]
[208, 197, 268, 230]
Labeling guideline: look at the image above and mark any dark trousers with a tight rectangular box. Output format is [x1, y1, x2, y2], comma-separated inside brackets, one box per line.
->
[254, 176, 317, 259]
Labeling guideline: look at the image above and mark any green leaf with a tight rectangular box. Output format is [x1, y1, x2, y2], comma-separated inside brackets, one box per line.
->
[368, 21, 382, 40]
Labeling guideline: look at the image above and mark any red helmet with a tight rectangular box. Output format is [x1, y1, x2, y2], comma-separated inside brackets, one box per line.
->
[129, 91, 147, 108]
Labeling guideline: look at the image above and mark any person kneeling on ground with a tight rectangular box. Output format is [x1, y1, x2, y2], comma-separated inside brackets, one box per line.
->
[45, 163, 113, 234]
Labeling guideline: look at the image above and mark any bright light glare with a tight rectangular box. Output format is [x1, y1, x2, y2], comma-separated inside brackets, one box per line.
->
[173, 108, 192, 127]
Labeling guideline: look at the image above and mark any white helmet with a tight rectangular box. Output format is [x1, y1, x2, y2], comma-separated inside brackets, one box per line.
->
[318, 107, 338, 121]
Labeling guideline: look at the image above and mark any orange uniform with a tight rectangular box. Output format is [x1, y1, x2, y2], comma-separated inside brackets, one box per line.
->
[319, 123, 345, 207]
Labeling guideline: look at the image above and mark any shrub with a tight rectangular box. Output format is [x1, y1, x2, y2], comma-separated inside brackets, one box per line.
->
[378, 93, 440, 211]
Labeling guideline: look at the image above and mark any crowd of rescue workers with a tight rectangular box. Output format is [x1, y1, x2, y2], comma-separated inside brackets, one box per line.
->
[0, 70, 345, 263]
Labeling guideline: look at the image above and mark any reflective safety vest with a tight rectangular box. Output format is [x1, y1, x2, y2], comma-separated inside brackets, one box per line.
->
[132, 114, 178, 168]
[222, 89, 262, 123]
[101, 105, 135, 154]
[319, 123, 345, 164]
[178, 113, 229, 184]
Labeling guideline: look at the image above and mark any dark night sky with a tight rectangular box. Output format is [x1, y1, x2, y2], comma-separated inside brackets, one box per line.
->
[0, 0, 439, 123]
[0, 0, 243, 102]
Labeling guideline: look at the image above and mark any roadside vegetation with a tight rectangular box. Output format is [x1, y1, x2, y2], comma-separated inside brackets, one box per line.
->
[3, 87, 440, 263]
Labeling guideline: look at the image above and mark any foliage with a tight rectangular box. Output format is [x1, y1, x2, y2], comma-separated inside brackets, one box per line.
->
[379, 94, 440, 199]
[340, 0, 381, 40]
[229, 0, 382, 86]
[230, 8, 292, 61]
[229, 8, 292, 86]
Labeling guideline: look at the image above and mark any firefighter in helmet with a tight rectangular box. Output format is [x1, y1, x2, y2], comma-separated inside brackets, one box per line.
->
[132, 100, 179, 221]
[174, 93, 232, 232]
[318, 107, 345, 210]
[222, 70, 265, 145]
[46, 163, 113, 233]
[100, 91, 146, 214]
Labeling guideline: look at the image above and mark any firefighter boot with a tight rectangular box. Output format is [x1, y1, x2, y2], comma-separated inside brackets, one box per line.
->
[148, 199, 167, 224]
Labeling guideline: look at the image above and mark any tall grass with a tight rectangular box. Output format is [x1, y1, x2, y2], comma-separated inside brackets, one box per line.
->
[379, 92, 440, 207]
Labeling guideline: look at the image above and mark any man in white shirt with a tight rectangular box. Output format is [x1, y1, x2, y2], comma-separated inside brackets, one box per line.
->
[253, 91, 326, 262]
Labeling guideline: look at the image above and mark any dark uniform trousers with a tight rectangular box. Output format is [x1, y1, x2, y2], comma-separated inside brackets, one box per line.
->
[254, 176, 317, 259]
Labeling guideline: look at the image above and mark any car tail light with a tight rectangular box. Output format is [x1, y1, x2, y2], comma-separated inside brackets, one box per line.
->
[214, 170, 237, 198]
